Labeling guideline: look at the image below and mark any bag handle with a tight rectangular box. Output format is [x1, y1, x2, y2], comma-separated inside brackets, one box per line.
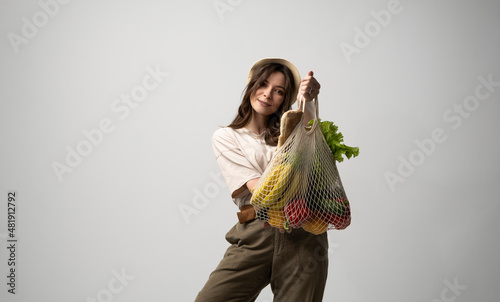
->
[297, 95, 320, 130]
[298, 95, 319, 118]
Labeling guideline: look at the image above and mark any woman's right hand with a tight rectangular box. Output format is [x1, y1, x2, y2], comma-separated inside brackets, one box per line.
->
[297, 71, 321, 103]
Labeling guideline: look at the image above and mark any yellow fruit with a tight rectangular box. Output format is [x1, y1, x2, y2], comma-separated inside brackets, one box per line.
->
[261, 164, 292, 206]
[251, 163, 293, 208]
[251, 163, 284, 205]
[301, 215, 328, 235]
[269, 172, 302, 210]
[267, 209, 287, 229]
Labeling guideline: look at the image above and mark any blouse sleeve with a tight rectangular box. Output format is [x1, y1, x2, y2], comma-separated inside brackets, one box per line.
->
[212, 128, 261, 205]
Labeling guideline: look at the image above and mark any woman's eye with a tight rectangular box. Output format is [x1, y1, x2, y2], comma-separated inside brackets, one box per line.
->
[276, 90, 284, 95]
[259, 82, 267, 87]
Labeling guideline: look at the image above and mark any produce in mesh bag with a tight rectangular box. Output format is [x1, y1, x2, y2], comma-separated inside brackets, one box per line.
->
[250, 98, 358, 234]
[277, 109, 303, 148]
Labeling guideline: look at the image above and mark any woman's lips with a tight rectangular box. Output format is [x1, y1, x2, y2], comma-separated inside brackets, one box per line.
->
[258, 100, 270, 107]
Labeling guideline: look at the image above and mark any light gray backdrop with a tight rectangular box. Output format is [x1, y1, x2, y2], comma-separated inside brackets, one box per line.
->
[1, 0, 499, 301]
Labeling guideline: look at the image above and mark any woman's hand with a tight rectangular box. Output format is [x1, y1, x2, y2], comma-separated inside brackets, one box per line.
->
[297, 71, 321, 102]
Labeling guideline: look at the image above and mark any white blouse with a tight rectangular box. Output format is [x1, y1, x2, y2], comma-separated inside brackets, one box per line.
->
[212, 102, 317, 208]
[212, 127, 275, 208]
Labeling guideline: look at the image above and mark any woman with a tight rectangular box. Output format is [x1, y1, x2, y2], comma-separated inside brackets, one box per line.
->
[195, 58, 328, 302]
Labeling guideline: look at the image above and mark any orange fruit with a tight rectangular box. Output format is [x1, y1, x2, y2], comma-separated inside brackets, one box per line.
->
[301, 215, 328, 235]
[267, 209, 287, 229]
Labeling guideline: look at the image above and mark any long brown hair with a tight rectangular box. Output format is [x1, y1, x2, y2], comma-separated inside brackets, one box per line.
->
[228, 63, 297, 146]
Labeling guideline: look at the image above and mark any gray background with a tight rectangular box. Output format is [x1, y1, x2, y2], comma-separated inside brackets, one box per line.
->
[1, 0, 499, 301]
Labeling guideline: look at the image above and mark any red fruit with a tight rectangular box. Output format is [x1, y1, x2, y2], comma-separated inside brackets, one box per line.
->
[284, 199, 312, 229]
[324, 207, 351, 230]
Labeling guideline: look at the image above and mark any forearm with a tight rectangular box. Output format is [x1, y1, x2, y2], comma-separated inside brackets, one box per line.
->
[246, 178, 260, 193]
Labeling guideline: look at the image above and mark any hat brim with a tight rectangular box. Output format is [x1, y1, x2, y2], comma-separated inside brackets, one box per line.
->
[247, 58, 301, 105]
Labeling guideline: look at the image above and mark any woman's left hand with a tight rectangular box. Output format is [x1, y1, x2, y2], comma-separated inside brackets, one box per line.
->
[297, 71, 321, 102]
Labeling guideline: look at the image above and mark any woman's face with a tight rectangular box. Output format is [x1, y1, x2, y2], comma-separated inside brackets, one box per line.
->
[250, 71, 287, 117]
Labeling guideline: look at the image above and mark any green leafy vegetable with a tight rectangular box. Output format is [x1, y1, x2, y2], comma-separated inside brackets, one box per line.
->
[309, 119, 359, 162]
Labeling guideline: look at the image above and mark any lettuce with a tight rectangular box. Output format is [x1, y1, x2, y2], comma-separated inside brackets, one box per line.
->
[309, 119, 359, 163]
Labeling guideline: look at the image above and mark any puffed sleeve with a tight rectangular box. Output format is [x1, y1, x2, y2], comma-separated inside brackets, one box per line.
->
[212, 128, 262, 206]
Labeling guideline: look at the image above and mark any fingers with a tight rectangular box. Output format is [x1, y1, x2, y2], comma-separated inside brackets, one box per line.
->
[303, 71, 321, 91]
[297, 70, 321, 102]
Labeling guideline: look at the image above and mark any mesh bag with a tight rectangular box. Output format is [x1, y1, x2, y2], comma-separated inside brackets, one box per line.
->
[250, 98, 351, 234]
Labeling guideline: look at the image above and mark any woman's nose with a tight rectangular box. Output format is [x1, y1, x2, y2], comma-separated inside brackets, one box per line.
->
[263, 87, 272, 99]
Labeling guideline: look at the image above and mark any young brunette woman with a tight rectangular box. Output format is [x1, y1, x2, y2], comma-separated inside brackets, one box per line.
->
[195, 58, 327, 302]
